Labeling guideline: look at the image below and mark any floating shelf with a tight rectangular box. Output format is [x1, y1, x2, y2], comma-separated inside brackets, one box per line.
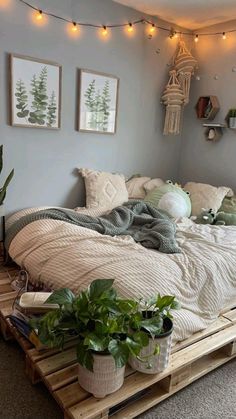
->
[196, 95, 220, 120]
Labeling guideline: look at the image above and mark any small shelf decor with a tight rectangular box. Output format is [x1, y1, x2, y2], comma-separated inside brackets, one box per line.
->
[203, 123, 226, 142]
[225, 109, 236, 129]
[196, 95, 220, 120]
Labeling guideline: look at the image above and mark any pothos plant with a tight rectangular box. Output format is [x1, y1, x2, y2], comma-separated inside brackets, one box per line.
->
[31, 279, 153, 372]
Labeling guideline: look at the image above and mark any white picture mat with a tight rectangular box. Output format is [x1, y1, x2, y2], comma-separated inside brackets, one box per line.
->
[79, 70, 118, 133]
[11, 55, 61, 128]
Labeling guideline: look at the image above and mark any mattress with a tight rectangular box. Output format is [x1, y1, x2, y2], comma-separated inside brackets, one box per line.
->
[6, 207, 236, 344]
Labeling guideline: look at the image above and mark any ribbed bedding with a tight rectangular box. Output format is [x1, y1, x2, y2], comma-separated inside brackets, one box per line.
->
[7, 207, 236, 344]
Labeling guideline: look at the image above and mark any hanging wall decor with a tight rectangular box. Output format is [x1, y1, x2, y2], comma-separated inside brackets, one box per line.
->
[161, 70, 185, 135]
[78, 69, 119, 134]
[174, 41, 197, 105]
[10, 54, 62, 129]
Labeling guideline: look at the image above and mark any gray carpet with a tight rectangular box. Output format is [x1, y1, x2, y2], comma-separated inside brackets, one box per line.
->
[0, 336, 235, 419]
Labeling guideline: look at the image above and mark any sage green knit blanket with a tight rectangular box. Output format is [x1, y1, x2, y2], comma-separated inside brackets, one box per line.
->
[5, 201, 180, 254]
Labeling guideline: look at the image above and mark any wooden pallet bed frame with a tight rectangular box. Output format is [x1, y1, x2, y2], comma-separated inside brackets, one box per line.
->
[0, 267, 236, 419]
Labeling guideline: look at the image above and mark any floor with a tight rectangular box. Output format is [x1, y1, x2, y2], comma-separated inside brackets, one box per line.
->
[0, 336, 235, 419]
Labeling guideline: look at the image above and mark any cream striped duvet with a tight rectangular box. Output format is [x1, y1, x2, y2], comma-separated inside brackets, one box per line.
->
[7, 207, 236, 344]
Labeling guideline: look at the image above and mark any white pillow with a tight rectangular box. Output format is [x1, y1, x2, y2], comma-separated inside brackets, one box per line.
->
[184, 181, 234, 216]
[144, 178, 165, 193]
[126, 176, 151, 199]
[79, 168, 128, 209]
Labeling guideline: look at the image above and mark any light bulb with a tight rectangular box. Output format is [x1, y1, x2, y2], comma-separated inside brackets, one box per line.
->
[72, 22, 78, 32]
[36, 10, 43, 20]
[222, 32, 227, 40]
[128, 23, 133, 33]
[194, 34, 199, 43]
[102, 26, 108, 36]
[150, 24, 155, 34]
[174, 31, 178, 38]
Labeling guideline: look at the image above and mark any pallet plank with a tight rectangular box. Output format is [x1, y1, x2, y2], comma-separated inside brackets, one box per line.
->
[36, 347, 77, 376]
[67, 325, 236, 419]
[223, 308, 236, 323]
[172, 316, 231, 353]
[45, 364, 79, 391]
[111, 349, 236, 419]
[54, 381, 88, 409]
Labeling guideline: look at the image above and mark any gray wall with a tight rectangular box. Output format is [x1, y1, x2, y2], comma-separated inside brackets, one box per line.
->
[178, 20, 236, 191]
[0, 0, 186, 213]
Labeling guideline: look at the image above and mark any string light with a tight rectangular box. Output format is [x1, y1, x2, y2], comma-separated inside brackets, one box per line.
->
[128, 23, 133, 33]
[71, 22, 78, 32]
[36, 9, 43, 20]
[149, 23, 155, 34]
[102, 25, 108, 36]
[7, 0, 234, 41]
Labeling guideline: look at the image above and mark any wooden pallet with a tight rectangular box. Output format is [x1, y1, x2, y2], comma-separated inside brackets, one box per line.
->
[0, 268, 236, 419]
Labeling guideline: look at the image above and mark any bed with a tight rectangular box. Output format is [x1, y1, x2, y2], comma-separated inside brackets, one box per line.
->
[5, 205, 236, 345]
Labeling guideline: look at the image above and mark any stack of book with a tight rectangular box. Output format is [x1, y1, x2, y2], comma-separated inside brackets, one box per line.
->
[8, 306, 47, 351]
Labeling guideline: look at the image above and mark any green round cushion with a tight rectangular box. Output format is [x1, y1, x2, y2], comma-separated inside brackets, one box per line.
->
[145, 183, 191, 218]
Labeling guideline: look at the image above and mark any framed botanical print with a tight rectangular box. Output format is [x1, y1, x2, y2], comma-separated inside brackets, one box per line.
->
[78, 69, 119, 134]
[10, 54, 62, 129]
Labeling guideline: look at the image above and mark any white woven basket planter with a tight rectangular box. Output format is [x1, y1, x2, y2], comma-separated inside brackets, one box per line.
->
[78, 353, 125, 398]
[129, 318, 173, 374]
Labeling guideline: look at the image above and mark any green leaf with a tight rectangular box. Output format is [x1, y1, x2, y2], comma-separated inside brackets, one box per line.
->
[88, 279, 114, 300]
[156, 295, 175, 312]
[132, 331, 149, 347]
[84, 333, 108, 352]
[140, 317, 163, 338]
[46, 288, 75, 306]
[77, 341, 94, 371]
[125, 337, 142, 357]
[108, 339, 129, 368]
[171, 300, 181, 310]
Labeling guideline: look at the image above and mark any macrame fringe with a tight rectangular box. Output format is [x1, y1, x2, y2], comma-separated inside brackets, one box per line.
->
[163, 106, 182, 135]
[178, 72, 192, 105]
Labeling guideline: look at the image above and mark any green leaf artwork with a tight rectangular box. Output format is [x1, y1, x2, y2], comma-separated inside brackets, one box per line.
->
[14, 63, 58, 128]
[84, 78, 111, 132]
[15, 79, 29, 120]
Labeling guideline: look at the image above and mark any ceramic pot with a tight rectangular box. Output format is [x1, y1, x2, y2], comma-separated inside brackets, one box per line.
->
[229, 117, 236, 129]
[129, 317, 173, 374]
[78, 353, 125, 398]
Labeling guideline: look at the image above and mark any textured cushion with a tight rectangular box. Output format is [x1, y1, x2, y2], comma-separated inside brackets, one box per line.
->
[79, 168, 128, 209]
[220, 195, 236, 214]
[144, 178, 165, 193]
[145, 183, 191, 218]
[126, 176, 151, 199]
[184, 182, 234, 216]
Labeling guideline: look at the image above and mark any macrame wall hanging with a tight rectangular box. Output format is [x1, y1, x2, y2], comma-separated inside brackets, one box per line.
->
[161, 70, 185, 135]
[161, 40, 198, 135]
[174, 41, 198, 105]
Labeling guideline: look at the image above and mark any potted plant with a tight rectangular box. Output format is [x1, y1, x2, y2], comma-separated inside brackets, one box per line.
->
[0, 144, 14, 216]
[129, 294, 180, 374]
[228, 109, 236, 129]
[32, 279, 150, 398]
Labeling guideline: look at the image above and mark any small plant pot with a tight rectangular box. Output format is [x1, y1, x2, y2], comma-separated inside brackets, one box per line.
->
[78, 353, 125, 398]
[229, 117, 236, 129]
[129, 317, 173, 374]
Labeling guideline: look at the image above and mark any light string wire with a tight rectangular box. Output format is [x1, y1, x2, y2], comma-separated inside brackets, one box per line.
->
[17, 0, 236, 38]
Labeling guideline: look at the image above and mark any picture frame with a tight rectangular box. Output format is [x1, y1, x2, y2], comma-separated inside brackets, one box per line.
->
[10, 54, 62, 129]
[78, 69, 119, 134]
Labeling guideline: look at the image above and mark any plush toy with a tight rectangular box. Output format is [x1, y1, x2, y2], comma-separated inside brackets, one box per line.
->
[193, 208, 236, 226]
[145, 180, 191, 218]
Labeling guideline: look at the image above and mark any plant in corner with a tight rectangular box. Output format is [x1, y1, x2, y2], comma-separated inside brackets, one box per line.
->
[0, 145, 14, 215]
[228, 109, 236, 129]
[32, 279, 150, 398]
[129, 294, 180, 374]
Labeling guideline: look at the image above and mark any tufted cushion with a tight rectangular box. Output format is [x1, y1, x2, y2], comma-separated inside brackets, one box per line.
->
[126, 176, 151, 199]
[184, 182, 234, 216]
[79, 168, 128, 209]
